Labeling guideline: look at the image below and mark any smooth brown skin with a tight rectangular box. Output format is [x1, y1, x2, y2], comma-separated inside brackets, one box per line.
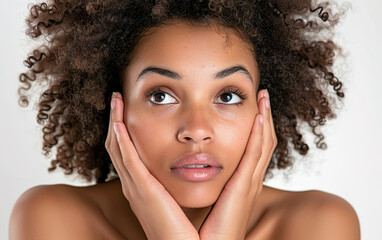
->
[9, 22, 361, 240]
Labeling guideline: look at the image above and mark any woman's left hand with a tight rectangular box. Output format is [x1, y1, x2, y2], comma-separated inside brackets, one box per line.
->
[199, 89, 277, 240]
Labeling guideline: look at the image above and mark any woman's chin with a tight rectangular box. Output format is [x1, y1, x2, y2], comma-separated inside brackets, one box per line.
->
[178, 198, 216, 209]
[169, 184, 222, 208]
[156, 172, 229, 208]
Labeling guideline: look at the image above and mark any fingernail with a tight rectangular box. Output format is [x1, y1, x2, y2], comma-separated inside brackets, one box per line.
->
[265, 98, 270, 109]
[111, 98, 116, 110]
[259, 115, 264, 125]
[264, 90, 270, 109]
[112, 92, 118, 98]
[263, 89, 269, 98]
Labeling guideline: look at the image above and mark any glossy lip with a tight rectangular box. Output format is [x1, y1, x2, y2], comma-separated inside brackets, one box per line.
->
[170, 153, 223, 182]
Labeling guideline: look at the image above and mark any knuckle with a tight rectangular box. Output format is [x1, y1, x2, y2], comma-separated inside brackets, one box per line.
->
[256, 182, 264, 196]
[273, 138, 278, 149]
[109, 141, 119, 152]
[105, 140, 110, 150]
[267, 138, 273, 146]
[253, 150, 262, 159]
[234, 179, 251, 196]
[122, 188, 131, 201]
[122, 159, 131, 168]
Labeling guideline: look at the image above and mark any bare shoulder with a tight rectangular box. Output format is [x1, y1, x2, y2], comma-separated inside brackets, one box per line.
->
[273, 189, 361, 240]
[9, 184, 110, 240]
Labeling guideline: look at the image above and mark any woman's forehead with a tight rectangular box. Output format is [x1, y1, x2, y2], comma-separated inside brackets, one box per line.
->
[134, 20, 253, 54]
[125, 22, 258, 83]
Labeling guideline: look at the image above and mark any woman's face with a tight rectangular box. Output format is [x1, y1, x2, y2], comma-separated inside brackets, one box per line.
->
[122, 21, 259, 208]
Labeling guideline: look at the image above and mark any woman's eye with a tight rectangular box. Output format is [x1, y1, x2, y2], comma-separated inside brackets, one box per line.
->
[149, 91, 177, 104]
[216, 92, 242, 104]
[146, 87, 245, 105]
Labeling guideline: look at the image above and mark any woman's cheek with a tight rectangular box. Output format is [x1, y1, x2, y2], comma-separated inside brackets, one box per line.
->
[125, 111, 171, 166]
[226, 113, 256, 158]
[125, 110, 152, 162]
[222, 122, 252, 163]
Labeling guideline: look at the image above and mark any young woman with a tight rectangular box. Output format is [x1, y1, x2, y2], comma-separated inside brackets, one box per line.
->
[10, 0, 360, 239]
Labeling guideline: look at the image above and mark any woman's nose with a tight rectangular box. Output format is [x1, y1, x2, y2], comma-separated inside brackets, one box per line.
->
[177, 107, 214, 144]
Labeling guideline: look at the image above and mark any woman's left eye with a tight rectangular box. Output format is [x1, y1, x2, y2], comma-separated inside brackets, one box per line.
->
[216, 92, 242, 104]
[215, 88, 247, 104]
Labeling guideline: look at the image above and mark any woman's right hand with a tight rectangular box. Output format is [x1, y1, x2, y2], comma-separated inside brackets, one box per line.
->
[105, 92, 199, 240]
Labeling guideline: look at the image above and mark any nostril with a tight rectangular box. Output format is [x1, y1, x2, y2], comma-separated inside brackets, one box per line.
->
[182, 136, 211, 142]
[178, 129, 214, 143]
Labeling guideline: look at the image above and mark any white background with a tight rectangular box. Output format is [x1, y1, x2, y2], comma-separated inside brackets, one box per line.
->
[1, 0, 381, 239]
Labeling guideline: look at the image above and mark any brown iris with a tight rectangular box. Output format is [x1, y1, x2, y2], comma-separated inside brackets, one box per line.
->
[220, 93, 233, 103]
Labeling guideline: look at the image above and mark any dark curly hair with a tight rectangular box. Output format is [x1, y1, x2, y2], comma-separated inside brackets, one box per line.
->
[18, 0, 345, 183]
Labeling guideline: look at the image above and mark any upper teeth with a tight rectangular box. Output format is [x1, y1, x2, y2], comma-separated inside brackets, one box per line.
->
[183, 165, 209, 168]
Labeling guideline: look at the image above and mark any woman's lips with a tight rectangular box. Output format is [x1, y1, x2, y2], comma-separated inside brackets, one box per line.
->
[170, 153, 223, 181]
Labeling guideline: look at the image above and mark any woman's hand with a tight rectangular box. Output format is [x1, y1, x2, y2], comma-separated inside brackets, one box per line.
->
[105, 92, 199, 240]
[199, 89, 277, 240]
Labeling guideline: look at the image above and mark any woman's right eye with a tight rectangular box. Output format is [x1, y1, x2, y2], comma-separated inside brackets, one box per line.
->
[148, 91, 177, 104]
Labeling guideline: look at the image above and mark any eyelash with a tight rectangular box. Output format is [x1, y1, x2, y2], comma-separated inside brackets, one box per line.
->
[144, 86, 248, 105]
[219, 86, 248, 105]
[144, 86, 169, 99]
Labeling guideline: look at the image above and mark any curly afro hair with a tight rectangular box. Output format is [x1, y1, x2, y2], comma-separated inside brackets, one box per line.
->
[18, 0, 345, 183]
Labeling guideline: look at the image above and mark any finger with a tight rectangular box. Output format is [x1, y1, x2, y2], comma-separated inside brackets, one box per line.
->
[112, 93, 151, 183]
[232, 89, 269, 179]
[257, 90, 272, 164]
[235, 112, 264, 177]
[112, 93, 164, 190]
[114, 120, 152, 184]
[259, 90, 276, 143]
[105, 93, 114, 149]
[268, 92, 277, 147]
[106, 92, 130, 180]
[256, 90, 277, 180]
[260, 91, 278, 179]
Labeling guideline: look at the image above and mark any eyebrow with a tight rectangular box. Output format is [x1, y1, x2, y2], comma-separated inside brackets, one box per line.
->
[136, 65, 253, 83]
